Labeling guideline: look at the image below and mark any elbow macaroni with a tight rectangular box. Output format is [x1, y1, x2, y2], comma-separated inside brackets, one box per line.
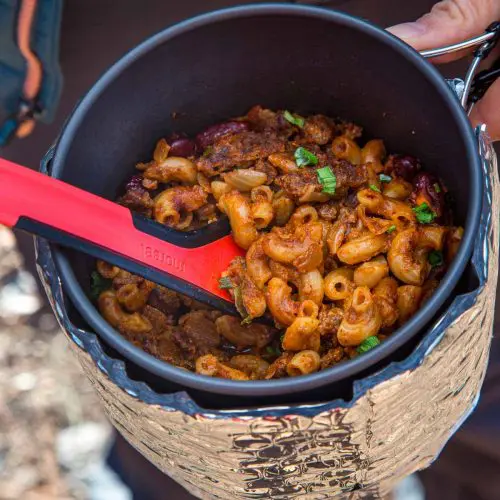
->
[388, 227, 445, 286]
[337, 287, 382, 346]
[287, 350, 321, 376]
[98, 107, 458, 379]
[324, 267, 354, 301]
[98, 290, 152, 335]
[353, 255, 389, 289]
[337, 233, 388, 265]
[145, 156, 198, 185]
[196, 354, 250, 380]
[331, 136, 362, 164]
[361, 139, 386, 173]
[218, 191, 258, 249]
[282, 300, 320, 352]
[223, 169, 268, 191]
[250, 186, 274, 229]
[397, 285, 423, 324]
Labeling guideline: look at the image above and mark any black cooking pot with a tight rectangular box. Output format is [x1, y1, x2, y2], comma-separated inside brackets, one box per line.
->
[48, 4, 482, 408]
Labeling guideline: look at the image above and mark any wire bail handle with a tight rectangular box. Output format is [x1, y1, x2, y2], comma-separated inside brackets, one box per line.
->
[420, 22, 500, 112]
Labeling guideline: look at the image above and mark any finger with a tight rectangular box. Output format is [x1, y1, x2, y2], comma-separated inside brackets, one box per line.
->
[470, 78, 500, 141]
[387, 0, 500, 63]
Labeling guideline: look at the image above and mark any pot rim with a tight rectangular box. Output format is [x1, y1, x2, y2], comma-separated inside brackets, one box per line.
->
[50, 3, 482, 397]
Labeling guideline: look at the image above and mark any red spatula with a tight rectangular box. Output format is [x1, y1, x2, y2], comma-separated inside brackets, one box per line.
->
[0, 157, 244, 316]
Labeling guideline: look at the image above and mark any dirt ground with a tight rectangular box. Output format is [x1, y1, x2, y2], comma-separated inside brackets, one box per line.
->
[0, 226, 115, 500]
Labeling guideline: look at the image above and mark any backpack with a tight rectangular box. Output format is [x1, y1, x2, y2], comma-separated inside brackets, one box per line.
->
[0, 0, 63, 146]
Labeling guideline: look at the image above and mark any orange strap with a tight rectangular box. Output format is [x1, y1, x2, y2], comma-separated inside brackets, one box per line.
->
[15, 0, 42, 138]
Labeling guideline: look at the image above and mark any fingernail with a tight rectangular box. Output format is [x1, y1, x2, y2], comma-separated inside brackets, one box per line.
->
[387, 22, 427, 41]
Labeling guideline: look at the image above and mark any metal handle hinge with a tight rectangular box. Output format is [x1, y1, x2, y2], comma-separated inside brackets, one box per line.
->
[421, 22, 500, 112]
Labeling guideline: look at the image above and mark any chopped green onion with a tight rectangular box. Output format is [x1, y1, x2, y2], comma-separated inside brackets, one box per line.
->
[294, 146, 318, 167]
[379, 174, 392, 183]
[266, 345, 281, 357]
[283, 110, 305, 128]
[233, 286, 248, 319]
[386, 225, 397, 234]
[241, 316, 253, 326]
[90, 271, 112, 301]
[202, 145, 214, 157]
[369, 184, 381, 193]
[218, 276, 234, 290]
[357, 336, 380, 354]
[317, 166, 337, 194]
[434, 183, 441, 193]
[317, 167, 333, 179]
[428, 250, 444, 267]
[413, 202, 436, 224]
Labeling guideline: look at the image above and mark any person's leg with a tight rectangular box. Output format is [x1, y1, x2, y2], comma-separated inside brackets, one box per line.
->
[106, 432, 196, 500]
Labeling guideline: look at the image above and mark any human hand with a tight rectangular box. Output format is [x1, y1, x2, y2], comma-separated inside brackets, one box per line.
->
[388, 0, 500, 140]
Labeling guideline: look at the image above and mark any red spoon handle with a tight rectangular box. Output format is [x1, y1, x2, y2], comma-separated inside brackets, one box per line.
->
[0, 158, 243, 308]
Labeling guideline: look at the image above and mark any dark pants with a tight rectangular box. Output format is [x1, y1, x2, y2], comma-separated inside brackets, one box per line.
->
[3, 1, 499, 498]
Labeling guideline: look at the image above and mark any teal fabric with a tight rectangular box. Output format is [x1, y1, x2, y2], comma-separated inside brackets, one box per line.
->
[0, 0, 63, 144]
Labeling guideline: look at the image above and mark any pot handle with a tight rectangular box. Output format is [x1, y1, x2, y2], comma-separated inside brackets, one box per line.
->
[419, 22, 500, 113]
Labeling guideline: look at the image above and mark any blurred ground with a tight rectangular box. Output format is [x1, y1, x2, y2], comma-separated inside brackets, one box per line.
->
[0, 226, 130, 500]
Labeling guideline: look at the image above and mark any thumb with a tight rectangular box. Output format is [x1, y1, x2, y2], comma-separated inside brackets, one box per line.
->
[387, 0, 500, 58]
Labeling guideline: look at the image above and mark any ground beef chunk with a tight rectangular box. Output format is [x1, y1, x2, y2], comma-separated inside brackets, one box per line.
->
[286, 141, 330, 166]
[246, 105, 294, 137]
[317, 200, 339, 221]
[336, 120, 363, 140]
[141, 305, 176, 332]
[147, 287, 181, 316]
[179, 294, 212, 311]
[117, 180, 154, 217]
[222, 256, 246, 288]
[173, 310, 222, 360]
[320, 347, 345, 369]
[196, 121, 249, 150]
[196, 131, 286, 177]
[265, 352, 294, 379]
[215, 315, 275, 349]
[196, 203, 218, 223]
[155, 331, 193, 370]
[275, 159, 367, 201]
[253, 158, 278, 184]
[330, 159, 368, 193]
[323, 254, 338, 274]
[157, 185, 207, 220]
[112, 270, 144, 288]
[318, 305, 344, 337]
[303, 115, 334, 145]
[275, 170, 322, 200]
[119, 305, 188, 368]
[140, 320, 190, 370]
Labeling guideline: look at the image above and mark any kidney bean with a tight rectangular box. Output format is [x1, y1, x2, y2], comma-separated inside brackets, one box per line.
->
[169, 138, 197, 157]
[166, 132, 185, 142]
[195, 121, 249, 149]
[387, 154, 421, 181]
[411, 172, 445, 217]
[125, 174, 145, 192]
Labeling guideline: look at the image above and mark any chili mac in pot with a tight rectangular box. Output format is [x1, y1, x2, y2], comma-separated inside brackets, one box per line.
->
[48, 5, 482, 406]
